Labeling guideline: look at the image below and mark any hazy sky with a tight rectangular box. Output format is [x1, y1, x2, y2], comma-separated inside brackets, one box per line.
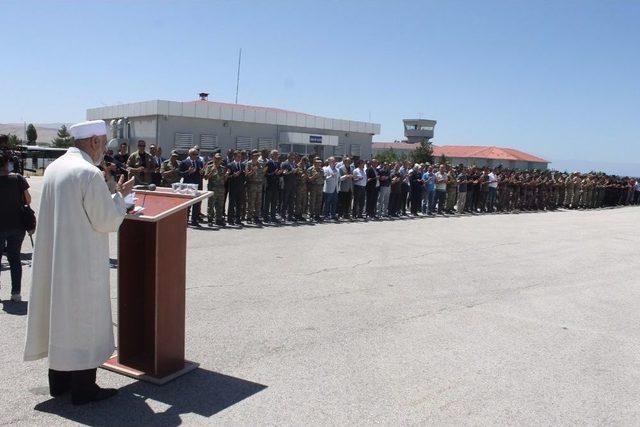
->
[1, 0, 639, 172]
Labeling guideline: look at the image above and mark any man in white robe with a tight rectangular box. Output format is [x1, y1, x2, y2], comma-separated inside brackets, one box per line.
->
[24, 120, 134, 405]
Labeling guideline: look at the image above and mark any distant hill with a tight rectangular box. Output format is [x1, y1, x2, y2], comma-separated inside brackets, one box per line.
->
[0, 123, 71, 145]
[550, 159, 640, 177]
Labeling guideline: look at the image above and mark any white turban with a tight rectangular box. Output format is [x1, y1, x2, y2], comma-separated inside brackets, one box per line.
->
[69, 120, 107, 140]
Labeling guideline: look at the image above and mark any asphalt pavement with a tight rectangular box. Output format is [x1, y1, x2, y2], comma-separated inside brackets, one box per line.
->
[1, 176, 639, 425]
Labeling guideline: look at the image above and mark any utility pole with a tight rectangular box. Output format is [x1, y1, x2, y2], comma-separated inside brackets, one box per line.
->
[235, 48, 242, 104]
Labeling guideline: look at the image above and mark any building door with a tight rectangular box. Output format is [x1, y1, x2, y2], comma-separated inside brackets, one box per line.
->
[311, 145, 324, 160]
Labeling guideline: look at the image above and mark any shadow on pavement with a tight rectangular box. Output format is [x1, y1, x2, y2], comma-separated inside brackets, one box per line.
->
[33, 368, 267, 426]
[1, 300, 28, 315]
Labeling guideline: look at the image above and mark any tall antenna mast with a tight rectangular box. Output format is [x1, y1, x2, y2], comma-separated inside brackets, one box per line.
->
[235, 48, 242, 104]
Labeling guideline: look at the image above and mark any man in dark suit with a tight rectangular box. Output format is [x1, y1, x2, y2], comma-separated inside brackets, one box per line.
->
[264, 149, 282, 223]
[280, 152, 298, 222]
[365, 159, 380, 219]
[226, 151, 246, 225]
[179, 148, 204, 225]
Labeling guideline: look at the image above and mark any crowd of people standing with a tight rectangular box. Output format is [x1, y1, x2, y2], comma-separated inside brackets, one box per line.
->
[100, 141, 640, 227]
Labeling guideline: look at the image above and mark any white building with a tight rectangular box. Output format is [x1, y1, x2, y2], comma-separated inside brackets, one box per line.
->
[87, 95, 380, 160]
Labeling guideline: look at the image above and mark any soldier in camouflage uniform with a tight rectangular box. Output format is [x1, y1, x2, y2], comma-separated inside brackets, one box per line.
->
[160, 150, 182, 187]
[245, 150, 265, 224]
[294, 156, 309, 221]
[564, 174, 574, 208]
[307, 158, 325, 221]
[203, 153, 227, 226]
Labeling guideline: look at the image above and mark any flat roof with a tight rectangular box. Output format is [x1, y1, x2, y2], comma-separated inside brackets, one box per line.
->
[87, 100, 380, 135]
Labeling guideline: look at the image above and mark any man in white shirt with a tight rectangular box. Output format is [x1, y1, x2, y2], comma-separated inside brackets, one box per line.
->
[322, 157, 340, 220]
[435, 164, 448, 214]
[487, 168, 499, 212]
[352, 159, 367, 218]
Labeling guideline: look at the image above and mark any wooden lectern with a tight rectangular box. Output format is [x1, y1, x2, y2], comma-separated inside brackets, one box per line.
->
[102, 188, 211, 385]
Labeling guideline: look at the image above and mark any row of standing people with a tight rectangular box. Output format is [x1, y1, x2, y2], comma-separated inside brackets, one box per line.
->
[101, 142, 640, 226]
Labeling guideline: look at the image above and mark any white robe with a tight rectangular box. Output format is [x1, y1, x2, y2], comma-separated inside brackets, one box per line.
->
[24, 147, 126, 371]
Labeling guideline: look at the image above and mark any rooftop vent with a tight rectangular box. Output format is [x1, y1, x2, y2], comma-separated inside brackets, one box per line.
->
[198, 92, 209, 101]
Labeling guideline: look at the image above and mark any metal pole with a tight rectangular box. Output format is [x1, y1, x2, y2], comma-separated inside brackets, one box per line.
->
[235, 48, 242, 104]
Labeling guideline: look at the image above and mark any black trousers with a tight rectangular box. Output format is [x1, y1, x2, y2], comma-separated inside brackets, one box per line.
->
[436, 189, 447, 213]
[189, 202, 201, 223]
[353, 186, 366, 217]
[264, 183, 279, 220]
[227, 186, 243, 223]
[281, 186, 296, 219]
[365, 186, 378, 217]
[338, 191, 352, 217]
[400, 184, 409, 214]
[49, 368, 97, 398]
[389, 191, 400, 216]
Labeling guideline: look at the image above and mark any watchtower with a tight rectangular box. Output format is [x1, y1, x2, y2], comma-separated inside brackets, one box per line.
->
[403, 119, 437, 144]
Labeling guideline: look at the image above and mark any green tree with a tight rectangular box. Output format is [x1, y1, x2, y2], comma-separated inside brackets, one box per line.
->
[438, 153, 448, 166]
[52, 124, 74, 148]
[26, 123, 38, 145]
[410, 140, 434, 164]
[8, 134, 23, 147]
[375, 148, 398, 164]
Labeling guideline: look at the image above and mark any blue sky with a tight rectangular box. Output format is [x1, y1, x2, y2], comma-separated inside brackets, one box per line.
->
[1, 0, 639, 173]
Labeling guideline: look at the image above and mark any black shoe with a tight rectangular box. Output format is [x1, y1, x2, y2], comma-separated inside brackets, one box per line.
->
[49, 382, 70, 398]
[72, 387, 118, 406]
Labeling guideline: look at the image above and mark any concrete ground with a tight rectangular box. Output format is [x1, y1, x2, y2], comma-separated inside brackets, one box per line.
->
[1, 176, 640, 425]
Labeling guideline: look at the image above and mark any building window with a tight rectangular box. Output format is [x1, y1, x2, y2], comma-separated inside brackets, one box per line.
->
[291, 144, 306, 155]
[236, 136, 252, 151]
[199, 134, 218, 151]
[258, 137, 275, 151]
[174, 133, 194, 150]
[279, 143, 292, 153]
[350, 144, 361, 157]
[334, 142, 345, 156]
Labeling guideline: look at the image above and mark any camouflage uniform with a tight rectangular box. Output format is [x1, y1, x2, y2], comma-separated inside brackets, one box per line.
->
[204, 162, 227, 224]
[294, 166, 309, 219]
[126, 151, 156, 185]
[564, 176, 574, 208]
[160, 158, 181, 187]
[445, 172, 457, 212]
[307, 165, 324, 219]
[245, 160, 265, 221]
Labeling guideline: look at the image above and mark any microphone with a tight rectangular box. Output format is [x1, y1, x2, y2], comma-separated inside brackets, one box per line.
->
[133, 184, 156, 191]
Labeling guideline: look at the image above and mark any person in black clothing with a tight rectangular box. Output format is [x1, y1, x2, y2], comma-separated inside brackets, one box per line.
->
[280, 152, 298, 221]
[112, 142, 130, 180]
[409, 165, 423, 216]
[226, 151, 246, 225]
[388, 163, 402, 217]
[0, 152, 31, 302]
[179, 148, 204, 225]
[365, 159, 380, 218]
[264, 149, 282, 222]
[466, 169, 478, 213]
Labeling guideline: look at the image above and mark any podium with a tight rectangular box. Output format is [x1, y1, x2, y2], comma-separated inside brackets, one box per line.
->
[102, 188, 211, 385]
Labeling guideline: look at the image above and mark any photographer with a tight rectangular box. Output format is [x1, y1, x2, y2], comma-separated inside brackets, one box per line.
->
[0, 151, 31, 302]
[0, 134, 24, 175]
